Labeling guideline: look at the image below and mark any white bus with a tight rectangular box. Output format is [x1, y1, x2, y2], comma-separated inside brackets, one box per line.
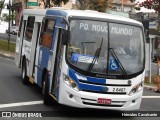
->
[15, 9, 145, 110]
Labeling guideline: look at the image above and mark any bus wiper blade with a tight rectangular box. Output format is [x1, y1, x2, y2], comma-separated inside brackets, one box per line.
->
[109, 48, 127, 76]
[88, 38, 103, 72]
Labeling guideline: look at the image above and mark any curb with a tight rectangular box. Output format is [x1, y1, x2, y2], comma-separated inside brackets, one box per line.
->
[144, 85, 157, 91]
[0, 51, 15, 60]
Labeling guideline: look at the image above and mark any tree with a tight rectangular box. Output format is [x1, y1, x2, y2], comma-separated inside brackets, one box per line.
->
[76, 0, 112, 12]
[2, 13, 15, 22]
[138, 0, 160, 31]
[52, 0, 69, 6]
[0, 0, 5, 16]
[139, 0, 160, 12]
[40, 0, 69, 8]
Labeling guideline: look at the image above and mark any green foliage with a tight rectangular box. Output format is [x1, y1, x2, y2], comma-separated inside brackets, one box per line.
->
[52, 0, 69, 6]
[0, 0, 4, 9]
[42, 0, 69, 7]
[77, 0, 112, 12]
[0, 40, 16, 53]
[129, 0, 136, 3]
[0, 0, 5, 15]
[145, 75, 157, 85]
[2, 13, 16, 22]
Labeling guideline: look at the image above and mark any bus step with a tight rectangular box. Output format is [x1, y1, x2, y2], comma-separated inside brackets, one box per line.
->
[50, 94, 56, 101]
[29, 77, 35, 84]
[32, 73, 35, 77]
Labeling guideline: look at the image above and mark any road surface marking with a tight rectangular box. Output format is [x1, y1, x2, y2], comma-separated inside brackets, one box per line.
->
[0, 100, 43, 108]
[142, 96, 160, 98]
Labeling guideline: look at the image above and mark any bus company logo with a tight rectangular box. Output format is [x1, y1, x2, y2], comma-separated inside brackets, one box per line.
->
[96, 74, 116, 79]
[102, 87, 109, 92]
[2, 112, 11, 117]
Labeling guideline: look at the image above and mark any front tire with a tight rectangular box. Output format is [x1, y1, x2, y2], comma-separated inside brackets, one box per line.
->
[43, 73, 52, 105]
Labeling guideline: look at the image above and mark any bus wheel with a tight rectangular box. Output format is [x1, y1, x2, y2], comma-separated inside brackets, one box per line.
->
[22, 60, 29, 84]
[43, 73, 52, 105]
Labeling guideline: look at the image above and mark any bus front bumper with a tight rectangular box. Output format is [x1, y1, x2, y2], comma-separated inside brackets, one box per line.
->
[58, 81, 143, 111]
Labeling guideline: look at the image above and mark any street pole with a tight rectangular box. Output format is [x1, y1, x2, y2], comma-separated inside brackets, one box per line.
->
[121, 0, 124, 12]
[47, 0, 50, 8]
[8, 0, 11, 49]
[149, 37, 152, 83]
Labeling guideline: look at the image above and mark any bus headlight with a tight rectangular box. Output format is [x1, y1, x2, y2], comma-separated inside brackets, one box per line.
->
[63, 74, 79, 91]
[129, 82, 143, 96]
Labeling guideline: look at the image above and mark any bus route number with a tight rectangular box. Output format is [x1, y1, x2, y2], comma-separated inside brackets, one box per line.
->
[113, 88, 125, 92]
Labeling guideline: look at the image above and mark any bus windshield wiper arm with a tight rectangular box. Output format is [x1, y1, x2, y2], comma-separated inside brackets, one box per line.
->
[88, 38, 103, 72]
[109, 48, 127, 76]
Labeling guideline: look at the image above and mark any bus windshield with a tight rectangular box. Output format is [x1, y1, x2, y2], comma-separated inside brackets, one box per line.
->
[67, 19, 144, 76]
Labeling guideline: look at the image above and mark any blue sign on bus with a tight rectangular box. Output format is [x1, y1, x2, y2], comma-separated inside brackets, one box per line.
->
[109, 59, 119, 70]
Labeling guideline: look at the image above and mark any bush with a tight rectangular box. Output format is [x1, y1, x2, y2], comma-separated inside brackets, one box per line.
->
[0, 40, 15, 53]
[145, 74, 157, 84]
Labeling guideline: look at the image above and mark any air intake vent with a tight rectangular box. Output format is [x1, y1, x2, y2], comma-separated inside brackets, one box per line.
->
[79, 80, 131, 87]
[82, 89, 127, 95]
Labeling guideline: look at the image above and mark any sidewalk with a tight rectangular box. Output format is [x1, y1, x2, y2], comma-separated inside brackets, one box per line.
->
[144, 85, 156, 90]
[0, 49, 15, 60]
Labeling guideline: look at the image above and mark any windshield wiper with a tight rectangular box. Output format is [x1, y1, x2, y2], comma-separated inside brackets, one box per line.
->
[88, 38, 103, 72]
[109, 48, 127, 76]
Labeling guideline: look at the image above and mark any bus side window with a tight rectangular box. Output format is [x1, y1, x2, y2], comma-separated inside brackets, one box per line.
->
[25, 16, 35, 42]
[40, 19, 55, 49]
[18, 15, 23, 37]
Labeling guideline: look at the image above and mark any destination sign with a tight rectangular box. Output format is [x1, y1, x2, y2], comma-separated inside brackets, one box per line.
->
[79, 23, 108, 33]
[111, 27, 132, 36]
[78, 22, 133, 35]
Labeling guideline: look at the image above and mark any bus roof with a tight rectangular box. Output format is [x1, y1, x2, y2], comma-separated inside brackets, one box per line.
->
[23, 9, 142, 26]
[23, 9, 47, 16]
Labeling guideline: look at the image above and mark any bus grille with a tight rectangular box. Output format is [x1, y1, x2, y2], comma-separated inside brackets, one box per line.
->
[82, 89, 127, 95]
[79, 80, 131, 87]
[79, 80, 129, 95]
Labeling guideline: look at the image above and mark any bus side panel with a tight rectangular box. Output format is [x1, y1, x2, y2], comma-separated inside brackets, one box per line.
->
[22, 40, 32, 76]
[15, 37, 21, 67]
[55, 17, 66, 28]
[35, 16, 66, 93]
[36, 47, 52, 87]
[15, 20, 26, 68]
[36, 28, 59, 87]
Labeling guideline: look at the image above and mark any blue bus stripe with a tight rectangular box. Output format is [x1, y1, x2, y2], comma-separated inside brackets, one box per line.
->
[79, 83, 103, 92]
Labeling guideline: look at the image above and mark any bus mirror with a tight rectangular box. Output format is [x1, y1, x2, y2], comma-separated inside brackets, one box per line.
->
[62, 30, 68, 45]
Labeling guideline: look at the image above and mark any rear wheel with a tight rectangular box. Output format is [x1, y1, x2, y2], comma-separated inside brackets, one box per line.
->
[43, 73, 52, 105]
[22, 59, 29, 84]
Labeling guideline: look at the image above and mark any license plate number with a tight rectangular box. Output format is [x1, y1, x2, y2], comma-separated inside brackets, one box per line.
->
[113, 88, 126, 92]
[97, 98, 111, 104]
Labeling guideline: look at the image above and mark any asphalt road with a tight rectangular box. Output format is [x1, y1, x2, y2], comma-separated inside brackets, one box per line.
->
[0, 57, 160, 120]
[0, 33, 17, 43]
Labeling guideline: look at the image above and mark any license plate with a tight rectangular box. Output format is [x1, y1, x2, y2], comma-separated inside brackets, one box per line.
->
[97, 98, 112, 104]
